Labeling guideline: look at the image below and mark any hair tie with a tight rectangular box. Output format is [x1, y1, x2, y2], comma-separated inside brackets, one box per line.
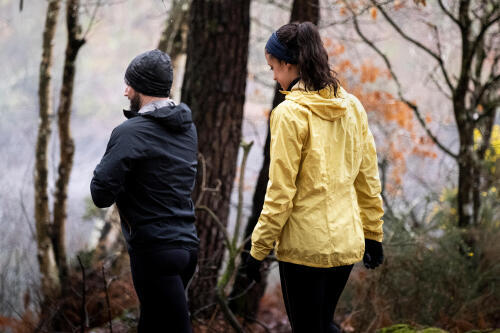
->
[265, 32, 297, 64]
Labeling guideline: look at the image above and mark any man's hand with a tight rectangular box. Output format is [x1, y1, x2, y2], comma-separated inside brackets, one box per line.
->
[363, 239, 384, 269]
[245, 255, 263, 283]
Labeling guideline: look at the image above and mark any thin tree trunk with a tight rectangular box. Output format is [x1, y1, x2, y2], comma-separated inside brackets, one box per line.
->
[457, 122, 477, 230]
[229, 0, 319, 319]
[157, 0, 190, 101]
[52, 0, 85, 289]
[93, 205, 128, 275]
[157, 0, 190, 58]
[35, 0, 62, 318]
[180, 0, 251, 317]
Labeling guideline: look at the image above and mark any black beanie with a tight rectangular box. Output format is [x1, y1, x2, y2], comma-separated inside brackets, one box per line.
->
[124, 49, 173, 97]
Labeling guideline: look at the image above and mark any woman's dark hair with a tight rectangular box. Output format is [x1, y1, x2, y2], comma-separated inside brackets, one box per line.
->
[275, 22, 339, 95]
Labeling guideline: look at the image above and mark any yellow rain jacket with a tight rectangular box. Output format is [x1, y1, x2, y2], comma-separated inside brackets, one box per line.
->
[250, 83, 384, 268]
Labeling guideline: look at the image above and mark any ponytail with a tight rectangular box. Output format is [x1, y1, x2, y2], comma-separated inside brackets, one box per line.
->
[275, 22, 339, 95]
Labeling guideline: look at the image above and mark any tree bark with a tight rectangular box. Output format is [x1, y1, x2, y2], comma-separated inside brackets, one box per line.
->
[157, 0, 190, 58]
[180, 0, 251, 317]
[93, 205, 128, 275]
[52, 0, 85, 290]
[35, 0, 62, 318]
[229, 0, 319, 319]
[157, 0, 190, 101]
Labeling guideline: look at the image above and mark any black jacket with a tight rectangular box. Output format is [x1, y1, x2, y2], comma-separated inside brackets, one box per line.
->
[90, 102, 199, 252]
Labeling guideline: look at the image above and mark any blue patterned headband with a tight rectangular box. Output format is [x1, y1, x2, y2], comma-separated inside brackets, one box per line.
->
[265, 31, 297, 64]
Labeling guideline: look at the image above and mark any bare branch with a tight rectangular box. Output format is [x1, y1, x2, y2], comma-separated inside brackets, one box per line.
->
[215, 290, 245, 333]
[251, 16, 276, 33]
[254, 0, 290, 12]
[244, 316, 272, 333]
[474, 74, 500, 110]
[101, 266, 113, 333]
[77, 256, 88, 332]
[196, 205, 232, 249]
[19, 189, 36, 240]
[437, 0, 462, 27]
[370, 0, 455, 91]
[233, 141, 253, 249]
[431, 23, 443, 61]
[320, 0, 393, 28]
[429, 70, 452, 99]
[195, 153, 222, 206]
[82, 0, 102, 40]
[345, 1, 458, 159]
[378, 158, 396, 220]
[237, 234, 252, 254]
[467, 14, 500, 72]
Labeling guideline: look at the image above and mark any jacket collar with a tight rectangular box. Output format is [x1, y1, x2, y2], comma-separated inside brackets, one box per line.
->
[123, 99, 176, 119]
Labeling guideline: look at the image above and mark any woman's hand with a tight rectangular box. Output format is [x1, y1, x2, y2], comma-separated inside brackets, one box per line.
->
[363, 239, 384, 269]
[245, 255, 263, 282]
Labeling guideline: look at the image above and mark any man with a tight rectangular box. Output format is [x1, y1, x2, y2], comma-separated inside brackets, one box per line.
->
[90, 49, 199, 333]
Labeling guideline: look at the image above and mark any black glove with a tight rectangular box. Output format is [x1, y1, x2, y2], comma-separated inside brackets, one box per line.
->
[245, 255, 263, 283]
[363, 239, 384, 269]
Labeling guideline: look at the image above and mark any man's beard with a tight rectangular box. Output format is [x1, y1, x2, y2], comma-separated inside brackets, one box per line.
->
[130, 93, 141, 112]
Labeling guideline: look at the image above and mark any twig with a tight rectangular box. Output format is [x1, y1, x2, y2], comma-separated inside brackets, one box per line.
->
[345, 0, 458, 159]
[227, 281, 256, 301]
[428, 69, 453, 99]
[82, 0, 102, 40]
[19, 189, 36, 240]
[191, 301, 218, 318]
[102, 265, 113, 333]
[254, 0, 290, 12]
[370, 0, 455, 91]
[216, 290, 245, 333]
[76, 256, 88, 332]
[196, 205, 232, 248]
[244, 316, 272, 333]
[233, 140, 254, 249]
[236, 234, 253, 254]
[320, 0, 393, 28]
[437, 0, 462, 27]
[196, 153, 222, 206]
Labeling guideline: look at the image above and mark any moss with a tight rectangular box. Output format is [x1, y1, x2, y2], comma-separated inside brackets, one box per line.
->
[378, 324, 448, 333]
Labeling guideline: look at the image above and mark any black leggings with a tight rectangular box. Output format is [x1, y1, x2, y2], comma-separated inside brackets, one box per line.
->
[279, 261, 353, 333]
[129, 248, 198, 333]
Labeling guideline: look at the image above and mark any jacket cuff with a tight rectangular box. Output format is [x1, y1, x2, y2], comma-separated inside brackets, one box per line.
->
[364, 230, 383, 242]
[250, 246, 270, 261]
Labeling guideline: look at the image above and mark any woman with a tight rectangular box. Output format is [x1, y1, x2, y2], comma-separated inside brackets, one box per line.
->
[246, 22, 385, 333]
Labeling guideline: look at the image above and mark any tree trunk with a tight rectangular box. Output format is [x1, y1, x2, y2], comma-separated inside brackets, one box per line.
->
[229, 0, 319, 319]
[157, 0, 190, 58]
[35, 0, 62, 323]
[93, 205, 128, 275]
[180, 0, 251, 317]
[157, 0, 190, 101]
[52, 0, 85, 291]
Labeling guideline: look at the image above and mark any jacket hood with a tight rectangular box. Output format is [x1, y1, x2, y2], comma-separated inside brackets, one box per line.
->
[123, 102, 193, 132]
[282, 82, 348, 121]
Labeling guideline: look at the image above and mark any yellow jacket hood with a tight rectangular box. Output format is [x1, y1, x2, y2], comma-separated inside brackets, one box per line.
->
[282, 82, 348, 122]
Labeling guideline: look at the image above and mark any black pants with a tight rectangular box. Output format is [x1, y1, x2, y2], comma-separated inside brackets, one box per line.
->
[129, 247, 198, 333]
[279, 261, 353, 333]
